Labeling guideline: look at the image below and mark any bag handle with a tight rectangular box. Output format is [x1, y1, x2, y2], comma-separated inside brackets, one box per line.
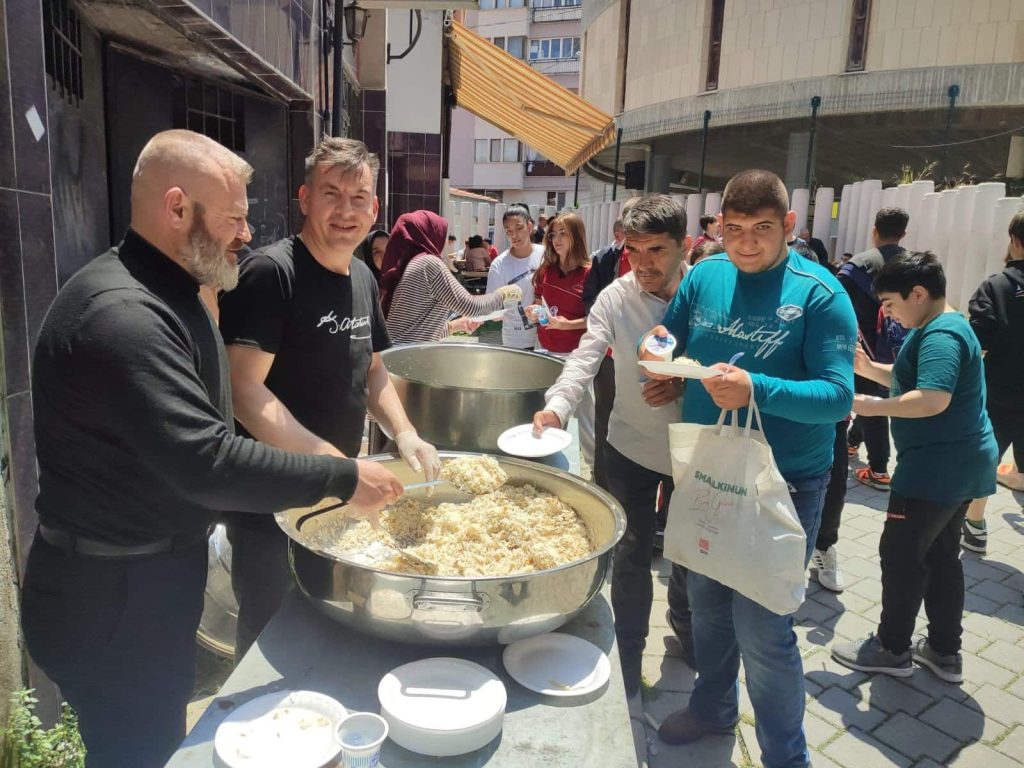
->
[714, 395, 763, 438]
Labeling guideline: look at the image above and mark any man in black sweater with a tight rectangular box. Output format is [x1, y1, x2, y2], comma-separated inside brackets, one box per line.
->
[20, 130, 402, 768]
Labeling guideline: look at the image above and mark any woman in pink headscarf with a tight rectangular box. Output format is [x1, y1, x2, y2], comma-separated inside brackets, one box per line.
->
[380, 210, 521, 344]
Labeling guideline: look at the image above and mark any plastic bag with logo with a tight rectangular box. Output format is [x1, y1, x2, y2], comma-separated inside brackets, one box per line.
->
[662, 397, 807, 615]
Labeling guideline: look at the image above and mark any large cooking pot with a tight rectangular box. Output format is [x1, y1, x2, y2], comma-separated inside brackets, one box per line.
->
[381, 344, 564, 452]
[275, 452, 626, 646]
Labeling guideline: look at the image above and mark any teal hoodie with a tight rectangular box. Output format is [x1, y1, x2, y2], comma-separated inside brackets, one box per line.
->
[663, 251, 857, 479]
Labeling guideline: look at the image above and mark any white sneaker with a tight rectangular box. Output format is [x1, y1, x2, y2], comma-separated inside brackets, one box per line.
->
[812, 546, 845, 592]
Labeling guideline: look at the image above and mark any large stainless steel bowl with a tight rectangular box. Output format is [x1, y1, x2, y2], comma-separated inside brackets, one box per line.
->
[275, 453, 626, 646]
[381, 344, 564, 452]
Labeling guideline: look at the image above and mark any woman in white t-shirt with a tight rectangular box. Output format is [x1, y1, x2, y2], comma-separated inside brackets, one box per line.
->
[485, 204, 545, 350]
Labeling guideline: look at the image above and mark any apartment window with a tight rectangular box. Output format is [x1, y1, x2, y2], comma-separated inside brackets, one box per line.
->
[705, 0, 725, 91]
[846, 0, 872, 71]
[532, 1, 581, 7]
[490, 139, 502, 162]
[173, 79, 246, 152]
[529, 36, 580, 60]
[547, 191, 567, 209]
[479, 0, 495, 8]
[503, 139, 520, 162]
[475, 139, 490, 162]
[490, 35, 526, 59]
[42, 0, 83, 104]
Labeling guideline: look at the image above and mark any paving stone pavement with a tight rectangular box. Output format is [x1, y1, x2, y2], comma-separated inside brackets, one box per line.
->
[636, 469, 1024, 768]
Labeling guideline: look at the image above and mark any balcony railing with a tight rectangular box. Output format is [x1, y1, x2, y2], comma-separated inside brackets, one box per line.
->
[528, 57, 579, 75]
[532, 4, 582, 23]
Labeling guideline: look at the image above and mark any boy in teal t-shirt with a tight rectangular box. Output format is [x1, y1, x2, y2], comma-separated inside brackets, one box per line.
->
[832, 252, 997, 685]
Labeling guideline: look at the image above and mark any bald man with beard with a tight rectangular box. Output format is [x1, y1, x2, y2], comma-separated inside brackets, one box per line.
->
[20, 130, 403, 768]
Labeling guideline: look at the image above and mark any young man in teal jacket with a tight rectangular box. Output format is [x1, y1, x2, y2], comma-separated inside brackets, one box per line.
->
[645, 169, 857, 768]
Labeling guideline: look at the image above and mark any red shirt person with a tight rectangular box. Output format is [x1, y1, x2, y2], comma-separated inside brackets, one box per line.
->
[528, 212, 592, 355]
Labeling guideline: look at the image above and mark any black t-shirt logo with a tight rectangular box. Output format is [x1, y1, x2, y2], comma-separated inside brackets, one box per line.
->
[317, 310, 372, 336]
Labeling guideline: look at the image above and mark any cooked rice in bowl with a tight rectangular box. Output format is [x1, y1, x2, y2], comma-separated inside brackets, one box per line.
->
[315, 483, 593, 577]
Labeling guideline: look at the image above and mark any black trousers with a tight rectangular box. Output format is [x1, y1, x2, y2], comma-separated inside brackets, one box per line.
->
[592, 354, 616, 491]
[816, 420, 850, 551]
[877, 493, 968, 655]
[989, 402, 1024, 469]
[606, 443, 689, 693]
[848, 375, 891, 474]
[20, 536, 207, 768]
[227, 523, 292, 660]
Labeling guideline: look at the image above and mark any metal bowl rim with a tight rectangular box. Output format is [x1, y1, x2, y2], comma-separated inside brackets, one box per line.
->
[276, 450, 627, 582]
[381, 343, 565, 393]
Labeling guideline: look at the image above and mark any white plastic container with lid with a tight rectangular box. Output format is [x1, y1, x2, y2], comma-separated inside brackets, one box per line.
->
[377, 657, 506, 757]
[643, 332, 677, 362]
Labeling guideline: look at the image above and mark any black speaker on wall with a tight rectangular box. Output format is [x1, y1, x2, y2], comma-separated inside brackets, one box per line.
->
[624, 161, 646, 190]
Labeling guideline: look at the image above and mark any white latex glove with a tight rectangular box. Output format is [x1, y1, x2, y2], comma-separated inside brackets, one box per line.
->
[496, 284, 523, 302]
[395, 430, 442, 481]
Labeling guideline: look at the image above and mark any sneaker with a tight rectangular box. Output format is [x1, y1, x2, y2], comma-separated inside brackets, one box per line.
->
[961, 518, 987, 555]
[811, 546, 845, 592]
[854, 467, 891, 491]
[658, 707, 736, 745]
[912, 637, 963, 683]
[831, 634, 912, 677]
[847, 444, 859, 458]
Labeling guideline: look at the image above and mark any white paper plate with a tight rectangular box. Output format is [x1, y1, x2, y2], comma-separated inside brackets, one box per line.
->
[378, 657, 506, 757]
[503, 632, 611, 697]
[497, 424, 573, 458]
[466, 309, 506, 323]
[639, 359, 719, 380]
[214, 690, 347, 768]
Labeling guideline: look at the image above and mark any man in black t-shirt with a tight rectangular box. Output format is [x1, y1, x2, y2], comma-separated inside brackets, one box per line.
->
[219, 138, 439, 657]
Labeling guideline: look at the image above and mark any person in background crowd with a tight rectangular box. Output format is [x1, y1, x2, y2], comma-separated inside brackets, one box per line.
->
[583, 216, 630, 490]
[527, 212, 595, 474]
[644, 170, 856, 768]
[811, 415, 852, 593]
[487, 204, 545, 349]
[464, 234, 492, 271]
[841, 207, 910, 492]
[534, 195, 692, 700]
[20, 130, 404, 768]
[801, 227, 830, 266]
[532, 213, 548, 244]
[485, 237, 499, 260]
[832, 252, 997, 684]
[381, 211, 520, 344]
[362, 229, 388, 285]
[691, 213, 719, 252]
[961, 211, 1024, 554]
[688, 239, 725, 266]
[219, 138, 433, 660]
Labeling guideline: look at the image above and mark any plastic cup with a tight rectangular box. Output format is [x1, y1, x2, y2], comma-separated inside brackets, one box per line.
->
[643, 332, 677, 362]
[336, 712, 389, 768]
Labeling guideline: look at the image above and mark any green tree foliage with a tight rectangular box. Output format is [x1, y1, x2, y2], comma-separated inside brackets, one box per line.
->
[0, 690, 85, 768]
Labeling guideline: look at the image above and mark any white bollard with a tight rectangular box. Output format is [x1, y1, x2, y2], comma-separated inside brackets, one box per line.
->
[959, 183, 1007, 313]
[792, 189, 810, 240]
[477, 203, 491, 240]
[493, 204, 508, 252]
[863, 185, 883, 253]
[704, 192, 722, 217]
[894, 183, 912, 213]
[881, 187, 899, 208]
[985, 198, 1024, 282]
[686, 193, 706, 239]
[933, 189, 959, 269]
[812, 187, 834, 252]
[835, 184, 852, 258]
[459, 202, 474, 254]
[917, 192, 941, 256]
[904, 180, 935, 250]
[945, 186, 979, 312]
[529, 204, 541, 225]
[854, 180, 882, 255]
[844, 182, 864, 257]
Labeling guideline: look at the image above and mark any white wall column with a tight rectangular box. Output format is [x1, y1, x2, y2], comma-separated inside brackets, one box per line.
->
[933, 189, 959, 269]
[477, 203, 491, 239]
[791, 189, 810, 238]
[904, 180, 935, 250]
[917, 192, 941, 256]
[844, 182, 863, 258]
[459, 202, 474, 252]
[834, 184, 852, 257]
[854, 180, 882, 255]
[945, 186, 979, 311]
[959, 182, 1007, 312]
[704, 192, 722, 217]
[493, 203, 508, 252]
[686, 193, 706, 239]
[812, 187, 834, 256]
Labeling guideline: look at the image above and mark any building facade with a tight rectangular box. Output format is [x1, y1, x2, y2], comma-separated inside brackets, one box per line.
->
[450, 0, 592, 213]
[580, 0, 1024, 197]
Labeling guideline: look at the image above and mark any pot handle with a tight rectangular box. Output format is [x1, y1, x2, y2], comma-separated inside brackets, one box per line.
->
[412, 592, 486, 612]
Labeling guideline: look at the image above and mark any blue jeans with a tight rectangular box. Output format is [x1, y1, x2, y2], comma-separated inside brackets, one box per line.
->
[687, 470, 830, 768]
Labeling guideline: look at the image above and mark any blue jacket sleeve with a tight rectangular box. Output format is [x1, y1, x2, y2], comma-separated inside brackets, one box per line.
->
[749, 290, 856, 423]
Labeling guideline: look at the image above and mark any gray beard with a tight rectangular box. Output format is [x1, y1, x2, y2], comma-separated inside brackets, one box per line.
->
[186, 232, 239, 292]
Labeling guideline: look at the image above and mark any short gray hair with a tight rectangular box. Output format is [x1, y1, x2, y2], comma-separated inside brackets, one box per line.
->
[305, 137, 380, 187]
[622, 194, 687, 242]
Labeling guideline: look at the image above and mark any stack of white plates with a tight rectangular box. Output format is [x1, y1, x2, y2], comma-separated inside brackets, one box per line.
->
[378, 657, 506, 757]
